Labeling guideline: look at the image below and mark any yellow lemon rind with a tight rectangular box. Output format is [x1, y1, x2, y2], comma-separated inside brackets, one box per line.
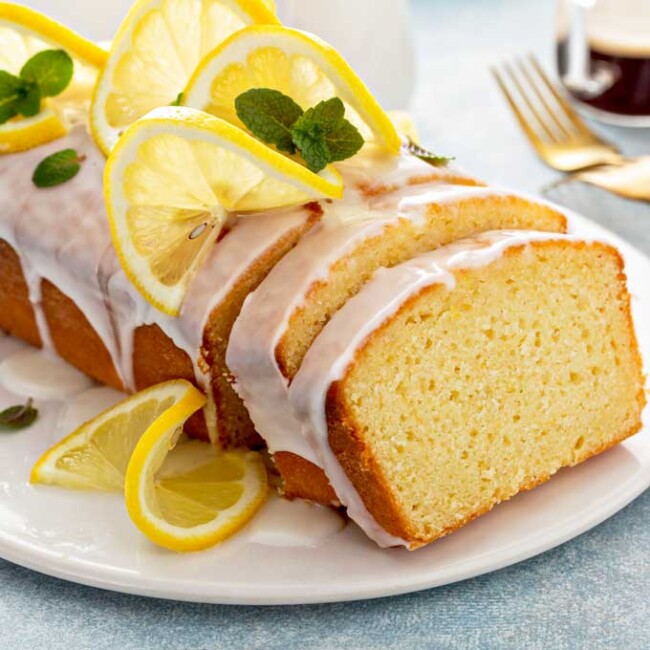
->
[0, 2, 108, 68]
[125, 405, 267, 552]
[0, 109, 66, 154]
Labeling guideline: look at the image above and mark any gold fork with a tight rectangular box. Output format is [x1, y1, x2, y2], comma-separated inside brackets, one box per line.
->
[492, 55, 622, 171]
[492, 55, 650, 201]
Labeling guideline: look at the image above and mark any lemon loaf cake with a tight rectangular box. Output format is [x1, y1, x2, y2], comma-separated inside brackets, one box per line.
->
[227, 188, 568, 502]
[283, 231, 646, 547]
[0, 124, 476, 444]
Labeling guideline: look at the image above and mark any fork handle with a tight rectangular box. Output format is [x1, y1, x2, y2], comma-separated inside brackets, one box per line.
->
[572, 156, 650, 202]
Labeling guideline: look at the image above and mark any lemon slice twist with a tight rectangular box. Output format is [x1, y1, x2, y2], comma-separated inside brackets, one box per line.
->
[0, 2, 108, 154]
[90, 0, 279, 155]
[104, 106, 342, 316]
[32, 379, 268, 552]
[126, 417, 267, 552]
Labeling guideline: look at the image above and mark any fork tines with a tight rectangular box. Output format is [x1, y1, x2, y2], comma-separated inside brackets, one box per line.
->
[491, 54, 593, 146]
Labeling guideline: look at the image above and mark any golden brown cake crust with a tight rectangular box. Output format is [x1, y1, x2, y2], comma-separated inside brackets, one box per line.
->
[204, 206, 321, 449]
[0, 239, 41, 347]
[274, 451, 338, 504]
[133, 323, 209, 439]
[41, 279, 125, 390]
[1, 207, 319, 446]
[324, 241, 646, 546]
[358, 171, 483, 198]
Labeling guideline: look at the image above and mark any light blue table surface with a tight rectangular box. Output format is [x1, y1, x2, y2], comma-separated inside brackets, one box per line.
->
[2, 1, 650, 648]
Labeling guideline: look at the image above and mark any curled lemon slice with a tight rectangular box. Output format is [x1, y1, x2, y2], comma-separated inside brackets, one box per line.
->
[90, 0, 279, 155]
[31, 380, 203, 491]
[183, 25, 401, 155]
[125, 416, 267, 552]
[0, 2, 108, 154]
[104, 106, 343, 316]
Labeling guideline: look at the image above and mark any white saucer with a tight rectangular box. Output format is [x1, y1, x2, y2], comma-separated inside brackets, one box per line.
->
[0, 209, 647, 605]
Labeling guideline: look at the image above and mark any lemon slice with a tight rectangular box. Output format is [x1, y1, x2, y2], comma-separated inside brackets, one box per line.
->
[126, 424, 267, 551]
[90, 0, 279, 155]
[31, 380, 204, 491]
[0, 2, 107, 153]
[104, 106, 343, 316]
[183, 25, 401, 155]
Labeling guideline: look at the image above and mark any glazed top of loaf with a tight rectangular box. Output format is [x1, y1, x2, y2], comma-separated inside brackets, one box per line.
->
[0, 126, 315, 395]
[287, 230, 600, 547]
[0, 125, 460, 402]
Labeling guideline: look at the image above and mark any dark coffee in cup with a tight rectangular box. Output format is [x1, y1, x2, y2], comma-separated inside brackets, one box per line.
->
[556, 0, 650, 125]
[557, 42, 650, 118]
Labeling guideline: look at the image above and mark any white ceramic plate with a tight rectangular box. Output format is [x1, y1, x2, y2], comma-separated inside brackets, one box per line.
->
[0, 210, 648, 605]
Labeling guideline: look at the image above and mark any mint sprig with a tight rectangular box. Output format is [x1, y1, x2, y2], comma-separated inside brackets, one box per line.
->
[0, 398, 38, 431]
[0, 49, 74, 125]
[20, 49, 73, 97]
[32, 149, 85, 188]
[293, 98, 364, 171]
[235, 88, 364, 173]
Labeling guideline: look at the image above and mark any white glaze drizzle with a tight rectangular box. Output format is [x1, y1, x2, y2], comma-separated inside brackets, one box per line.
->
[288, 230, 595, 547]
[0, 125, 456, 442]
[226, 185, 563, 464]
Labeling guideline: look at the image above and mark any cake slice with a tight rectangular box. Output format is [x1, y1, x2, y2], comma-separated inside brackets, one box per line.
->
[227, 188, 568, 502]
[288, 231, 646, 548]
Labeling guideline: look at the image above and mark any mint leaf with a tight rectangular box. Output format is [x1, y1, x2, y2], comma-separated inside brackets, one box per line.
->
[20, 49, 73, 97]
[292, 98, 363, 172]
[302, 96, 346, 125]
[0, 103, 17, 124]
[236, 88, 304, 154]
[322, 118, 364, 163]
[291, 121, 330, 173]
[0, 70, 23, 101]
[405, 139, 452, 167]
[14, 81, 41, 117]
[0, 73, 40, 122]
[0, 71, 25, 124]
[32, 149, 85, 188]
[0, 398, 38, 431]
